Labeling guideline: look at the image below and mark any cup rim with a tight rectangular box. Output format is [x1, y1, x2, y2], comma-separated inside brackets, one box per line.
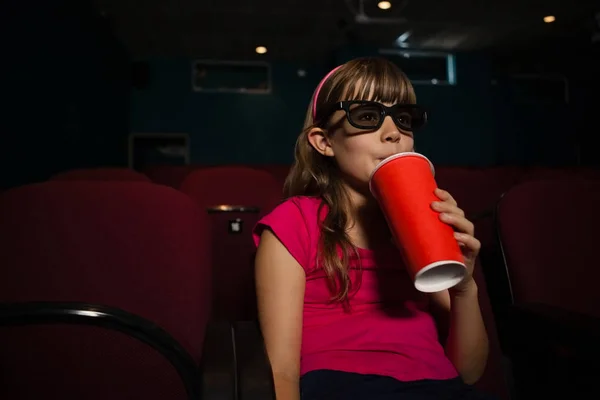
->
[369, 152, 435, 195]
[413, 260, 466, 293]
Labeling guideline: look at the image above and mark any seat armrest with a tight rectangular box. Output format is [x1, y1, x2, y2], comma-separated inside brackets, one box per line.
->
[201, 322, 237, 399]
[201, 321, 275, 400]
[233, 321, 275, 400]
[0, 302, 201, 400]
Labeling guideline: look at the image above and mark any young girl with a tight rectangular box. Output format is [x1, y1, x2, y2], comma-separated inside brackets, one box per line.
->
[253, 57, 495, 400]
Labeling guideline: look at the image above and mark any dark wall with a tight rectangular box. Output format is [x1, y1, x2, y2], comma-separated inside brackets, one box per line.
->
[131, 50, 576, 168]
[490, 25, 600, 167]
[2, 1, 596, 190]
[131, 54, 501, 167]
[130, 60, 327, 165]
[1, 0, 130, 189]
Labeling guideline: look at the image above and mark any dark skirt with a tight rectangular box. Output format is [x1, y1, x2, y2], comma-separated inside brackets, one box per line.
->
[300, 370, 499, 400]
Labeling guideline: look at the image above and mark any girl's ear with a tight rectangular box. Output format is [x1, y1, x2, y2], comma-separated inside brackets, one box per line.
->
[307, 128, 334, 157]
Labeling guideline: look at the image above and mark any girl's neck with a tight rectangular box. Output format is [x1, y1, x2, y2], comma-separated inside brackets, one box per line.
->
[342, 183, 390, 250]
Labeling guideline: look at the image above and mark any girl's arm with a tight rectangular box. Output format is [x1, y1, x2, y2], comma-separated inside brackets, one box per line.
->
[429, 188, 489, 384]
[255, 229, 306, 400]
[430, 280, 489, 385]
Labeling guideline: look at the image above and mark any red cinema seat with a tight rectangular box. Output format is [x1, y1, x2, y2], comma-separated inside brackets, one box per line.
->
[435, 166, 524, 248]
[180, 166, 282, 321]
[494, 180, 600, 398]
[143, 165, 200, 188]
[520, 166, 600, 182]
[0, 181, 211, 400]
[257, 164, 291, 191]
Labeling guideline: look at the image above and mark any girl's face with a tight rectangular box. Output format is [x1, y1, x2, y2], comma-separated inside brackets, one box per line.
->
[308, 87, 424, 194]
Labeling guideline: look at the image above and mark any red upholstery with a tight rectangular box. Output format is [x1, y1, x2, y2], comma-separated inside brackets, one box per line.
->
[576, 167, 600, 180]
[51, 168, 151, 182]
[258, 164, 291, 190]
[180, 166, 282, 212]
[0, 182, 212, 399]
[180, 166, 282, 321]
[435, 166, 524, 248]
[497, 180, 600, 317]
[435, 166, 524, 216]
[520, 166, 600, 182]
[143, 164, 291, 193]
[143, 165, 199, 188]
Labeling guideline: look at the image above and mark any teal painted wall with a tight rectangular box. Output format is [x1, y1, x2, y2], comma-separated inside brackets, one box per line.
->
[131, 52, 572, 168]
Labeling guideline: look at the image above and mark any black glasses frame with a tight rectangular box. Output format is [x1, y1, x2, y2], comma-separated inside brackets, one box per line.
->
[321, 100, 428, 132]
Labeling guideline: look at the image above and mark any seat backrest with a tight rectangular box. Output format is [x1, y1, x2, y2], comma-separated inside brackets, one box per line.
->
[51, 167, 151, 182]
[0, 181, 212, 399]
[143, 165, 199, 188]
[520, 166, 600, 182]
[496, 180, 600, 317]
[256, 164, 291, 192]
[519, 167, 575, 182]
[180, 166, 282, 321]
[435, 166, 524, 217]
[180, 166, 282, 213]
[575, 167, 600, 180]
[435, 166, 524, 248]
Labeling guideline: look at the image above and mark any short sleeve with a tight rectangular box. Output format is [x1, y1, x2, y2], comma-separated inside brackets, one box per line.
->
[253, 197, 320, 272]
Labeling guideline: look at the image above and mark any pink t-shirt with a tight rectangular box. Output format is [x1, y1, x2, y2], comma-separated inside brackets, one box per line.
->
[253, 196, 458, 382]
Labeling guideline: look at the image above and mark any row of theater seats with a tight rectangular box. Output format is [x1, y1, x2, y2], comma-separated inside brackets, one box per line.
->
[1, 164, 599, 399]
[487, 180, 600, 398]
[53, 163, 600, 251]
[0, 180, 276, 400]
[52, 163, 600, 269]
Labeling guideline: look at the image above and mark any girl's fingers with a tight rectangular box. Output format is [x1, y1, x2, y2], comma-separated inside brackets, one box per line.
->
[454, 232, 481, 253]
[440, 212, 475, 236]
[435, 188, 457, 206]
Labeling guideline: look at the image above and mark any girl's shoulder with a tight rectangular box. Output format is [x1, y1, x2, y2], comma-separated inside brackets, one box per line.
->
[253, 196, 324, 272]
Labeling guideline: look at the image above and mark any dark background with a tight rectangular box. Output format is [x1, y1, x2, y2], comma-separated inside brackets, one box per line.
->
[2, 0, 599, 189]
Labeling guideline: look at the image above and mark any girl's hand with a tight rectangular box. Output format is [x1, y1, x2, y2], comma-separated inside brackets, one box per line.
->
[431, 188, 480, 295]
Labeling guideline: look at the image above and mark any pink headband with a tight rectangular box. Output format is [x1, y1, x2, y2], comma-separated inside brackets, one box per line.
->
[312, 65, 342, 119]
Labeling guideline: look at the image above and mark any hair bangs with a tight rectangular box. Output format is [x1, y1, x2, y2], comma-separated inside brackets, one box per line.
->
[339, 59, 416, 105]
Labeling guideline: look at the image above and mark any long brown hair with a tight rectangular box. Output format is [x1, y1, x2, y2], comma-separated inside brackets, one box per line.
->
[284, 57, 416, 303]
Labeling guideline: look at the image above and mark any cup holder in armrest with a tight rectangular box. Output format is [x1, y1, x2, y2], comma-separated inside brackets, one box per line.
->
[206, 205, 260, 214]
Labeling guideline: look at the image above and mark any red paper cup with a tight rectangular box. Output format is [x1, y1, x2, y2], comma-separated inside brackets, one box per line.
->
[369, 152, 466, 293]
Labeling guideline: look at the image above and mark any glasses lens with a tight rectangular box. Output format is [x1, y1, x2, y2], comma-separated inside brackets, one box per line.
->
[392, 106, 427, 131]
[348, 104, 383, 128]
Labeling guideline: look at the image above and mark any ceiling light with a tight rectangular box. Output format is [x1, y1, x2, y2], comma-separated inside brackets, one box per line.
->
[378, 1, 392, 10]
[255, 46, 267, 54]
[543, 15, 556, 23]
